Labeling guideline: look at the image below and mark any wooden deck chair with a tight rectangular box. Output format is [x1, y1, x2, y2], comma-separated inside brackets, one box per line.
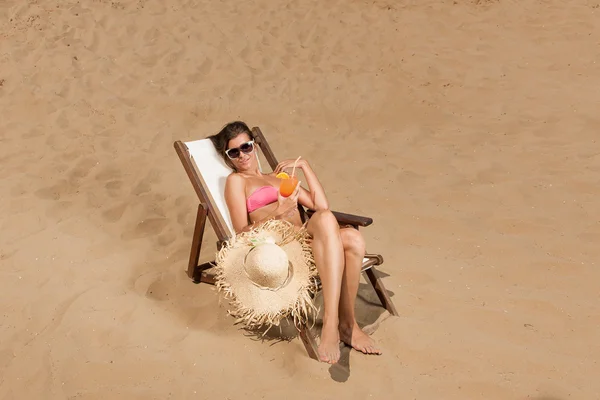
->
[173, 126, 398, 360]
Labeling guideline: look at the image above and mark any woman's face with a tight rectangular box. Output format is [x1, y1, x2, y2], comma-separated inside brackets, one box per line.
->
[226, 133, 256, 172]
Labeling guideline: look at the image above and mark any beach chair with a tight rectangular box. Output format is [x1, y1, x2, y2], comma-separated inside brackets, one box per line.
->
[173, 126, 398, 360]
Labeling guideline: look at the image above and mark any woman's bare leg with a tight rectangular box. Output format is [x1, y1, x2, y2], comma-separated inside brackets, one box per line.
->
[338, 228, 381, 355]
[306, 210, 344, 364]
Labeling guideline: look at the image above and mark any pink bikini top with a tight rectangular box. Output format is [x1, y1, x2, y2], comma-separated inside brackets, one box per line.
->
[246, 186, 278, 213]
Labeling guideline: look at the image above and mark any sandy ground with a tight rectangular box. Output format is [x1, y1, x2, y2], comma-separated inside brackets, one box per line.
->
[1, 0, 600, 398]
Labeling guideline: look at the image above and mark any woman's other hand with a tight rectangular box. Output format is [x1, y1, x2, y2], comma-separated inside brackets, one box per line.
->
[277, 180, 301, 217]
[274, 158, 308, 175]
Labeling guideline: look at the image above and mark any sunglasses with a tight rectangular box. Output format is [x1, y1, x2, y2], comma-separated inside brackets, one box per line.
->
[225, 140, 255, 160]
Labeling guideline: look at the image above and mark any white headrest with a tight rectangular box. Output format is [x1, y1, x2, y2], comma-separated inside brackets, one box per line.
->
[185, 139, 235, 237]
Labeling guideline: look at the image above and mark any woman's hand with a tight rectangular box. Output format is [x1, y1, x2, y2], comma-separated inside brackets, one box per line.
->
[276, 180, 301, 217]
[274, 158, 309, 175]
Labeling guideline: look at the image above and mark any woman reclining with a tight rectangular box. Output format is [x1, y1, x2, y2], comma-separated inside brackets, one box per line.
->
[208, 121, 381, 364]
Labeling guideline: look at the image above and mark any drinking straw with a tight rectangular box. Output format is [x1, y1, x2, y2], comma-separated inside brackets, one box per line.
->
[291, 156, 301, 178]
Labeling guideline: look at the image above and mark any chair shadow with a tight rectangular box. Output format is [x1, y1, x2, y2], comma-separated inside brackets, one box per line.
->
[131, 246, 396, 383]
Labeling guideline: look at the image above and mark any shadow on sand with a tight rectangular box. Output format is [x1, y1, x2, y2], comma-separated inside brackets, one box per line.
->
[235, 272, 396, 382]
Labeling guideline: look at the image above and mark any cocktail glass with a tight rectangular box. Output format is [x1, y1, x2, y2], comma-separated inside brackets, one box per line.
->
[279, 176, 298, 197]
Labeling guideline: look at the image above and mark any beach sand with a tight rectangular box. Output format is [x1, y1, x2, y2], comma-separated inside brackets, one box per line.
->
[1, 0, 600, 398]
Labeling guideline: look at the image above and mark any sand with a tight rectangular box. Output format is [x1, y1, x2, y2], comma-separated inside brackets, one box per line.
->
[1, 0, 600, 398]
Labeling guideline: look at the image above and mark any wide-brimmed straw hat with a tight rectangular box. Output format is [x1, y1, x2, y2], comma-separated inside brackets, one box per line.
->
[214, 219, 319, 330]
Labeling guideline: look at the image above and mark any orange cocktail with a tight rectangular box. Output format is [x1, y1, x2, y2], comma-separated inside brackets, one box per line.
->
[277, 172, 298, 197]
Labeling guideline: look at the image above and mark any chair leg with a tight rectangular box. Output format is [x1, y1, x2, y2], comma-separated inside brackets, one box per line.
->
[298, 324, 319, 361]
[194, 261, 216, 285]
[187, 204, 207, 280]
[364, 267, 398, 316]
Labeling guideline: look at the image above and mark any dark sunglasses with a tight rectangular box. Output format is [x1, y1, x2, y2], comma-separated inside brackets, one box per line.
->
[225, 140, 255, 159]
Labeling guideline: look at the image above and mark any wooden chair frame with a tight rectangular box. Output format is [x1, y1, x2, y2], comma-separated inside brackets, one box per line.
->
[174, 126, 398, 360]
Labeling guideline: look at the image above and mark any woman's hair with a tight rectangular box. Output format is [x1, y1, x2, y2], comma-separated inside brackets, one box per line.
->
[207, 121, 255, 170]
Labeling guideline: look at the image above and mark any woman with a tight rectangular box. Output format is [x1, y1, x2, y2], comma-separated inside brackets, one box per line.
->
[208, 121, 381, 364]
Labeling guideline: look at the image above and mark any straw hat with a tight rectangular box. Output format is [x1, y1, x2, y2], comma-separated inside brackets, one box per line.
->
[214, 219, 319, 330]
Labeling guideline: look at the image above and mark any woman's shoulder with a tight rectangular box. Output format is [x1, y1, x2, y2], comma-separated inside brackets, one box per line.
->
[224, 173, 248, 201]
[226, 172, 246, 188]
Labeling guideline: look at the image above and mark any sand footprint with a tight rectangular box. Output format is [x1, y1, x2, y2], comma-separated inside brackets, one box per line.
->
[261, 55, 273, 70]
[298, 25, 318, 47]
[142, 26, 161, 45]
[83, 23, 101, 52]
[101, 202, 128, 223]
[130, 170, 161, 196]
[175, 204, 192, 226]
[34, 179, 75, 201]
[100, 138, 117, 153]
[198, 58, 213, 76]
[47, 200, 75, 222]
[260, 33, 273, 47]
[174, 195, 193, 211]
[121, 217, 169, 240]
[309, 51, 322, 66]
[104, 180, 123, 197]
[157, 229, 176, 247]
[53, 109, 71, 130]
[23, 126, 44, 139]
[0, 249, 18, 262]
[95, 166, 122, 184]
[141, 272, 173, 302]
[68, 157, 99, 181]
[162, 46, 185, 68]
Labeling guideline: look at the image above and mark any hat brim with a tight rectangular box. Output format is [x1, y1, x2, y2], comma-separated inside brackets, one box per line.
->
[214, 220, 319, 330]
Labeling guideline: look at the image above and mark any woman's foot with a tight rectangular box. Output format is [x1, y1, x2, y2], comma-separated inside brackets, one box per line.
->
[318, 317, 341, 364]
[339, 321, 382, 355]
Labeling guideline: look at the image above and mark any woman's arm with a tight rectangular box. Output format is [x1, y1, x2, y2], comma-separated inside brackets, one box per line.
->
[275, 159, 329, 211]
[224, 174, 250, 233]
[299, 161, 329, 210]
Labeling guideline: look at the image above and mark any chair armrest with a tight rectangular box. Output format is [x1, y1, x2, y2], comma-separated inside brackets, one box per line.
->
[305, 209, 373, 227]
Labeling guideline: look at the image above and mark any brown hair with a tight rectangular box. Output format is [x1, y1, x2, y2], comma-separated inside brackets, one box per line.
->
[207, 121, 255, 170]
